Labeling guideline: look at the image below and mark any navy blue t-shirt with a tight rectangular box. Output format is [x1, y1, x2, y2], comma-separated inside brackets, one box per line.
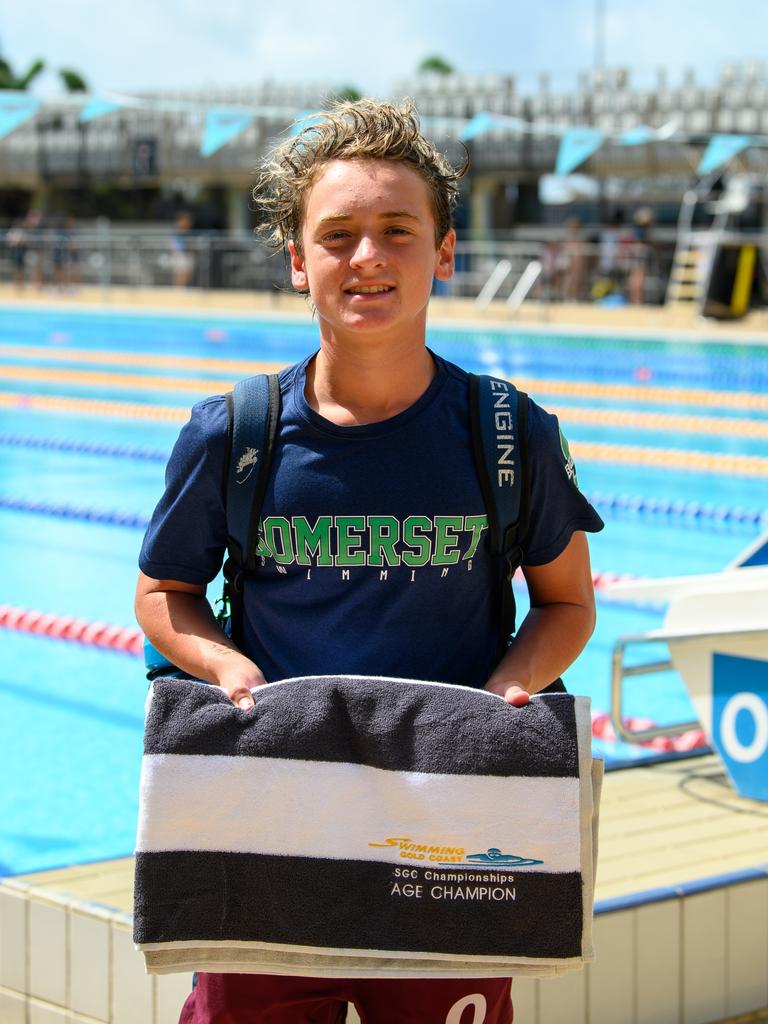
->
[139, 353, 603, 687]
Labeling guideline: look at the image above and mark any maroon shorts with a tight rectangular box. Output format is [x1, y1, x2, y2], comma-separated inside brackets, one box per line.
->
[179, 973, 514, 1024]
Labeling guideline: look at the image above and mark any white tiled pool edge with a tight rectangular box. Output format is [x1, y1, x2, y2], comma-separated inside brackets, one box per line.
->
[1, 873, 766, 1024]
[0, 879, 192, 1024]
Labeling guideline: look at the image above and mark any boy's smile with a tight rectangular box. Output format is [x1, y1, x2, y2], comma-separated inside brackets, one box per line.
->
[289, 159, 455, 347]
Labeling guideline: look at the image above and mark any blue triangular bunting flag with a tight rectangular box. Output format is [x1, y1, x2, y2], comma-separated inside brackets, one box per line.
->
[459, 112, 499, 142]
[555, 128, 604, 175]
[290, 111, 325, 137]
[0, 92, 40, 141]
[697, 134, 751, 176]
[79, 96, 125, 123]
[619, 125, 655, 146]
[201, 108, 254, 158]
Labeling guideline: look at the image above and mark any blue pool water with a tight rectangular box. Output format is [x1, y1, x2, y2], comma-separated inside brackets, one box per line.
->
[1, 306, 766, 877]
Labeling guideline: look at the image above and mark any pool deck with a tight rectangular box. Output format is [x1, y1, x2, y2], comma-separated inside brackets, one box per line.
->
[2, 751, 767, 1024]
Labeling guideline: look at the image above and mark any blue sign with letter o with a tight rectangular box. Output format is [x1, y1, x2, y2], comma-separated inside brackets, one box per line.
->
[712, 653, 768, 802]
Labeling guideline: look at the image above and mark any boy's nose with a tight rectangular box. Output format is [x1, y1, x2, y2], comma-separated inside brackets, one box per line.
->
[350, 235, 385, 267]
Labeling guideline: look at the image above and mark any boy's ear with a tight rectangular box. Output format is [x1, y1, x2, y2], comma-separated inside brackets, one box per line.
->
[288, 240, 308, 291]
[434, 229, 456, 282]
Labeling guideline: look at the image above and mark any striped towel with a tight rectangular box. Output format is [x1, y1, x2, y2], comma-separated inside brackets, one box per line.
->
[134, 676, 602, 979]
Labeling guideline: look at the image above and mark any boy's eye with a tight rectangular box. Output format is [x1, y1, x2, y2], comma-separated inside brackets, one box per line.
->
[317, 225, 412, 245]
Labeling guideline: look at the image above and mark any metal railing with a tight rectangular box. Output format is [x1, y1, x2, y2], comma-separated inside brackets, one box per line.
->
[0, 228, 290, 294]
[609, 625, 766, 744]
[0, 226, 673, 305]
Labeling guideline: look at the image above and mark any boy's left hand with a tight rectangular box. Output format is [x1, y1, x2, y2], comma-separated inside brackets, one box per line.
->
[484, 681, 531, 707]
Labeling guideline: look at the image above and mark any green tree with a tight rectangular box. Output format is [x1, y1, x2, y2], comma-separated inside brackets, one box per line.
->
[0, 55, 45, 90]
[328, 84, 363, 104]
[0, 54, 89, 93]
[418, 55, 455, 75]
[59, 68, 88, 92]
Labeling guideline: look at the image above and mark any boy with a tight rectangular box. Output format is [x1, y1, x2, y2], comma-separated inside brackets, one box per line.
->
[135, 98, 603, 1024]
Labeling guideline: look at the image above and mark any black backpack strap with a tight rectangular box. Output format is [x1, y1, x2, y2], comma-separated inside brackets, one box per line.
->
[469, 372, 529, 662]
[469, 373, 566, 693]
[223, 373, 281, 645]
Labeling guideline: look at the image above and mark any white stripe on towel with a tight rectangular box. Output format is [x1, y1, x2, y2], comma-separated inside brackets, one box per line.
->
[136, 753, 581, 873]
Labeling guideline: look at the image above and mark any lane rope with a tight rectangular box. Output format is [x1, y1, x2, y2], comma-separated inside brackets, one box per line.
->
[0, 391, 188, 421]
[2, 390, 765, 476]
[512, 375, 768, 412]
[2, 344, 767, 411]
[0, 603, 143, 656]
[591, 712, 708, 753]
[0, 433, 167, 461]
[574, 441, 768, 477]
[0, 344, 284, 376]
[1, 365, 238, 393]
[4, 340, 768, 392]
[585, 492, 768, 529]
[0, 495, 654, 604]
[549, 404, 768, 440]
[0, 496, 150, 528]
[8, 363, 768, 437]
[4, 361, 768, 412]
[3, 489, 765, 537]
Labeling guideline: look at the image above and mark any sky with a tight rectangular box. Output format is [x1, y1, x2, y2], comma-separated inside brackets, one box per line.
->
[2, 0, 767, 100]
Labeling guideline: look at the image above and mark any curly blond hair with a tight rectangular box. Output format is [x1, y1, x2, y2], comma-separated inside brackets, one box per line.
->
[254, 98, 465, 253]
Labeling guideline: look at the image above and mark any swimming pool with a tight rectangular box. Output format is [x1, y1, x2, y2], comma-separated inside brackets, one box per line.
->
[2, 305, 767, 877]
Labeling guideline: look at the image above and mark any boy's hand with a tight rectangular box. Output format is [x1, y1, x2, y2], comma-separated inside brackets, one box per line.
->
[218, 662, 267, 711]
[484, 680, 531, 707]
[135, 575, 268, 710]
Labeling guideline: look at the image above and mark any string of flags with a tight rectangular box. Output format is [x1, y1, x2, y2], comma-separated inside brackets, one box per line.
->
[0, 89, 295, 158]
[0, 88, 764, 177]
[458, 111, 759, 177]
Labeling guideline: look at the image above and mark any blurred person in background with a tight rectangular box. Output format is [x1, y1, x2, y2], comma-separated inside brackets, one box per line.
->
[563, 216, 588, 302]
[7, 209, 43, 290]
[627, 207, 654, 305]
[170, 210, 195, 287]
[51, 214, 80, 292]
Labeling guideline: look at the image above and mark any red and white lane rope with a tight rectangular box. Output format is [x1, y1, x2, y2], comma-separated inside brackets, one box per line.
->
[0, 603, 143, 656]
[591, 712, 708, 753]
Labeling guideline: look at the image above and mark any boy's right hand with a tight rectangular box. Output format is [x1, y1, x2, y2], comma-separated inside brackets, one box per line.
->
[218, 661, 267, 711]
[134, 574, 267, 711]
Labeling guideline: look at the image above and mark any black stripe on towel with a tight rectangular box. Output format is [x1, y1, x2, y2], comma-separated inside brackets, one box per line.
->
[133, 851, 583, 959]
[145, 678, 579, 778]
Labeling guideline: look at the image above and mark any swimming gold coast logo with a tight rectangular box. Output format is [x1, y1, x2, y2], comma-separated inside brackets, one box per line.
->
[369, 836, 465, 864]
[368, 836, 543, 868]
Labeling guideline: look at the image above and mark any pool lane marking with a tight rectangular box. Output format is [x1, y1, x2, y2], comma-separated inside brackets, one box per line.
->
[496, 376, 768, 412]
[2, 391, 767, 476]
[2, 354, 768, 412]
[0, 345, 286, 374]
[574, 442, 768, 476]
[0, 365, 244, 393]
[547, 405, 768, 439]
[0, 344, 286, 376]
[4, 491, 763, 532]
[0, 391, 189, 421]
[0, 602, 143, 655]
[3, 366, 767, 438]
